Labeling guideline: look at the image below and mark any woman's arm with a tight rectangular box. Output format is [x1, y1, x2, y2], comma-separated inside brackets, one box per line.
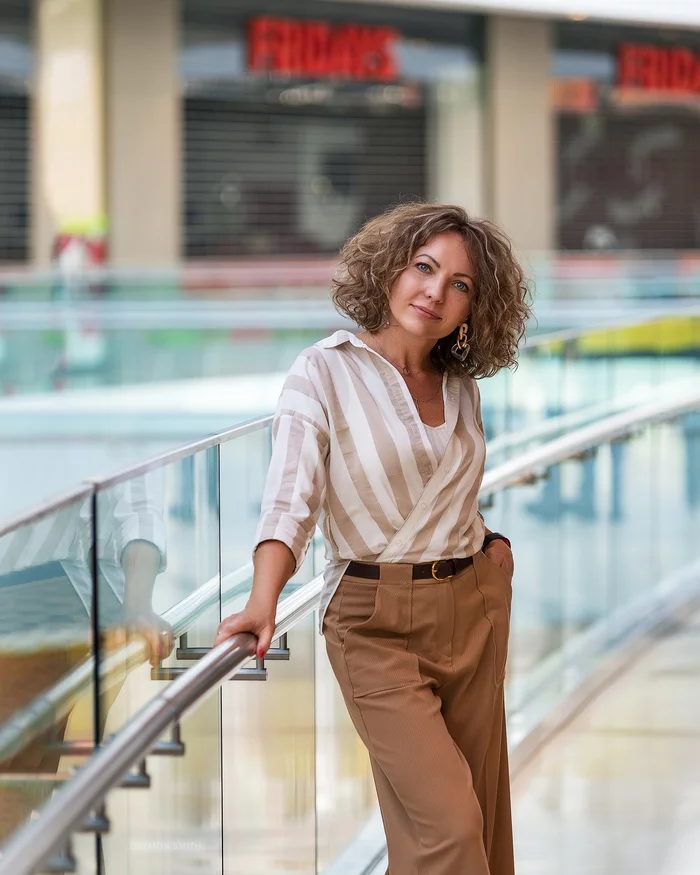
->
[214, 356, 330, 654]
[214, 539, 295, 656]
[479, 512, 514, 577]
[478, 510, 491, 535]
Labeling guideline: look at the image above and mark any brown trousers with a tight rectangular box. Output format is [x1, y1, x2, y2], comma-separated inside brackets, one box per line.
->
[323, 550, 514, 875]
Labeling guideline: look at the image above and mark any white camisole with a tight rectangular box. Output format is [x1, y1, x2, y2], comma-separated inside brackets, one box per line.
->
[424, 422, 449, 463]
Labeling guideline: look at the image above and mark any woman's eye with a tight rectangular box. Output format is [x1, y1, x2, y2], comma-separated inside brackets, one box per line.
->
[455, 281, 468, 292]
[416, 262, 430, 273]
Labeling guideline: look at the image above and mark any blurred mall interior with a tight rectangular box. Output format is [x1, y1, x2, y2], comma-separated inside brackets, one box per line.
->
[1, 0, 700, 262]
[0, 0, 699, 873]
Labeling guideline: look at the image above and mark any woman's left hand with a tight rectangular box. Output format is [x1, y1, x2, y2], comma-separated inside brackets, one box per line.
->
[484, 539, 514, 580]
[113, 606, 174, 669]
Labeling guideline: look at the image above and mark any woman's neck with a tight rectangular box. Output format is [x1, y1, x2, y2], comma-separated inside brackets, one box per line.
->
[362, 328, 436, 376]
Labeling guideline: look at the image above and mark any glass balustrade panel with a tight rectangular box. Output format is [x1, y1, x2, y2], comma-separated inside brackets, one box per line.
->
[222, 613, 317, 875]
[218, 422, 318, 614]
[657, 416, 700, 585]
[557, 448, 613, 679]
[0, 492, 96, 853]
[315, 607, 379, 873]
[607, 426, 655, 625]
[219, 424, 271, 614]
[97, 445, 223, 875]
[484, 478, 565, 746]
[219, 428, 320, 875]
[506, 341, 566, 440]
[479, 365, 510, 443]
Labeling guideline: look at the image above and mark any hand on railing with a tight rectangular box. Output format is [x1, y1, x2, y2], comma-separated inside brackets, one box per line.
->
[214, 598, 276, 659]
[113, 540, 173, 668]
[214, 541, 295, 658]
[104, 607, 174, 669]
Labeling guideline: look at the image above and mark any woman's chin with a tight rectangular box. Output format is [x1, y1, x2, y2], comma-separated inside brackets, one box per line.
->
[396, 316, 445, 341]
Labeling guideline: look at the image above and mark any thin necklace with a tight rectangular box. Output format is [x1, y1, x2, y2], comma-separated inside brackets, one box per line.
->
[368, 337, 442, 406]
[371, 337, 422, 377]
[410, 383, 442, 406]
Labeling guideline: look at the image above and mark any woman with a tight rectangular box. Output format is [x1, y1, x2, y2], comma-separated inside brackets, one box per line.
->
[215, 203, 531, 874]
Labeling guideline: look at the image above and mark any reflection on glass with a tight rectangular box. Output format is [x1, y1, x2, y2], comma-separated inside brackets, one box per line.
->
[0, 496, 95, 845]
[99, 447, 223, 875]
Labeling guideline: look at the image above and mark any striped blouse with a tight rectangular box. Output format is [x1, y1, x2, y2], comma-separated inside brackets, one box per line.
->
[254, 330, 487, 632]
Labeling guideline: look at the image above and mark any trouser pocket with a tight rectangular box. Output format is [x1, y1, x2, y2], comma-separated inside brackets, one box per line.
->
[341, 581, 414, 699]
[474, 551, 512, 686]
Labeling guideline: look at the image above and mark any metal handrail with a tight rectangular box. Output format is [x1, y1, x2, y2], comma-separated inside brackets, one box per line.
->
[2, 389, 700, 875]
[485, 377, 698, 461]
[480, 382, 700, 498]
[0, 575, 323, 875]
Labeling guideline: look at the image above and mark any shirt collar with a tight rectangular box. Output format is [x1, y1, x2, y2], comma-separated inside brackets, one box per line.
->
[317, 330, 462, 404]
[315, 330, 365, 350]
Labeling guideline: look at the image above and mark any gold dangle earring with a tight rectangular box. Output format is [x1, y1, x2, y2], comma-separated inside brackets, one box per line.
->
[451, 322, 470, 362]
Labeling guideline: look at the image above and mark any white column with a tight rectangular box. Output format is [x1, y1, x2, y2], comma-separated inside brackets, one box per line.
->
[486, 15, 555, 253]
[428, 75, 485, 217]
[32, 0, 106, 266]
[105, 0, 180, 265]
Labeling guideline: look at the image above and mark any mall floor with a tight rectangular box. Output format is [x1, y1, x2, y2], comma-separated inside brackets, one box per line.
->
[511, 608, 700, 875]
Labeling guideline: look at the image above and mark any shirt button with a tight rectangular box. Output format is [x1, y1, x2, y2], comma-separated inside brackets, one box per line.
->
[396, 540, 403, 546]
[445, 465, 452, 473]
[420, 502, 427, 509]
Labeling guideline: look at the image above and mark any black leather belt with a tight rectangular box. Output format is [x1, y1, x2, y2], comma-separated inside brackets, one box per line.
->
[346, 557, 473, 582]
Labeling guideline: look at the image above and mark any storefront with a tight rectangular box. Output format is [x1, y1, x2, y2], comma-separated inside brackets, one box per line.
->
[0, 1, 31, 263]
[553, 21, 700, 251]
[181, 0, 484, 259]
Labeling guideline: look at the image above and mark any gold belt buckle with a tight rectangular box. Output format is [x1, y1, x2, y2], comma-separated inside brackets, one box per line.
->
[431, 560, 454, 581]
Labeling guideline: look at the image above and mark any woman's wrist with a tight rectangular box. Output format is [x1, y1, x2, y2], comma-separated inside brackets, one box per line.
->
[247, 588, 279, 616]
[482, 532, 511, 550]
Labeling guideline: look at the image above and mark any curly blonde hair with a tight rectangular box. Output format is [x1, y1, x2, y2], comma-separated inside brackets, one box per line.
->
[332, 203, 532, 378]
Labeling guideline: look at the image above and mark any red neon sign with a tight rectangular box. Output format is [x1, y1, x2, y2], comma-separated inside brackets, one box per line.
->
[248, 17, 398, 82]
[618, 43, 700, 93]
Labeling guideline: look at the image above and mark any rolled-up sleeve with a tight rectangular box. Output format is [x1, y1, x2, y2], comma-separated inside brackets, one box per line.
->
[253, 356, 329, 572]
[112, 469, 167, 572]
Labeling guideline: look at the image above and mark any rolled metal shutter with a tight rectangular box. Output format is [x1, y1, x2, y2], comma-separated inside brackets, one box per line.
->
[555, 21, 700, 251]
[180, 0, 483, 259]
[0, 2, 31, 264]
[184, 99, 426, 258]
[0, 94, 30, 262]
[558, 112, 700, 251]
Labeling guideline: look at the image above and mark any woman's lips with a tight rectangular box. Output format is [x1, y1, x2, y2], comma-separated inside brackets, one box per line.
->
[412, 304, 440, 320]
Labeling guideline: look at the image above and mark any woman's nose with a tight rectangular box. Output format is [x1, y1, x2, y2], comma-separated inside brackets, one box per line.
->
[425, 279, 445, 301]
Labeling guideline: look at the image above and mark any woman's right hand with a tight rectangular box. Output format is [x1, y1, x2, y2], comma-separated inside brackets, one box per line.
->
[213, 600, 277, 658]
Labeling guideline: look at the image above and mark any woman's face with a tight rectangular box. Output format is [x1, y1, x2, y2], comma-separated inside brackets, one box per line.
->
[387, 232, 474, 342]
